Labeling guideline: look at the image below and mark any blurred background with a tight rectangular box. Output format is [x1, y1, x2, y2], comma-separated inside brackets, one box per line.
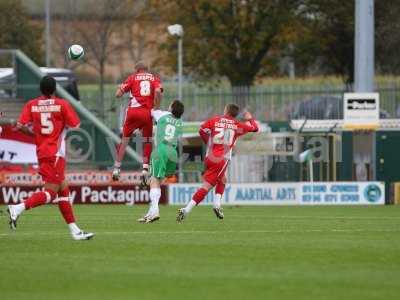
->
[0, 0, 399, 197]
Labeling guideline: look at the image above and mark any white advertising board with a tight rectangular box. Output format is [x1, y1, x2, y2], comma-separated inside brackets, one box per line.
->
[168, 182, 385, 206]
[344, 93, 379, 129]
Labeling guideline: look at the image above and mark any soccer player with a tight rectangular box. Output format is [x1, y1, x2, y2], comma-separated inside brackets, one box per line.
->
[138, 100, 184, 223]
[176, 104, 259, 222]
[112, 63, 163, 185]
[7, 76, 94, 240]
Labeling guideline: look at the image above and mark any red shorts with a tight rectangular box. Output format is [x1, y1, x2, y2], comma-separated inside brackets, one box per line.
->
[122, 106, 153, 138]
[203, 157, 229, 186]
[38, 156, 65, 184]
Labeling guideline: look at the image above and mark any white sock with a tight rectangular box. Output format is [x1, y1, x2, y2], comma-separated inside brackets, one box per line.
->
[149, 188, 161, 214]
[68, 223, 81, 235]
[214, 194, 222, 208]
[114, 161, 121, 168]
[14, 203, 26, 216]
[184, 200, 197, 214]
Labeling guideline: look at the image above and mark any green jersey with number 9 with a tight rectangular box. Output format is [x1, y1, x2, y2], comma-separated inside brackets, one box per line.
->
[155, 112, 182, 148]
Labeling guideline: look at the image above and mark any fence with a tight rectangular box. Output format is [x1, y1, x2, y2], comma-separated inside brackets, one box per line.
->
[78, 80, 400, 130]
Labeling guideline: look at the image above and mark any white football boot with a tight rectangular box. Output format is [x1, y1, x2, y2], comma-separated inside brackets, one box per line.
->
[7, 205, 19, 230]
[72, 231, 95, 241]
[145, 213, 160, 223]
[137, 213, 150, 223]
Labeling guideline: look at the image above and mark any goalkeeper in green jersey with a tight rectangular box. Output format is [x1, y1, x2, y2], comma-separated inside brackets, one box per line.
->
[138, 100, 184, 223]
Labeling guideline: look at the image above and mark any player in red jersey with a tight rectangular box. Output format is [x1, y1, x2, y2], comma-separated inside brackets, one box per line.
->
[7, 76, 94, 240]
[177, 104, 259, 222]
[112, 63, 163, 184]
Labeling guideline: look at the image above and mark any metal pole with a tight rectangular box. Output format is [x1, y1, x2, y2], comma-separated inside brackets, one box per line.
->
[354, 0, 374, 92]
[45, 0, 51, 67]
[178, 37, 183, 100]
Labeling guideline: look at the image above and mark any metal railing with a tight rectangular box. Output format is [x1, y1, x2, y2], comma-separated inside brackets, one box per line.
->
[79, 81, 400, 130]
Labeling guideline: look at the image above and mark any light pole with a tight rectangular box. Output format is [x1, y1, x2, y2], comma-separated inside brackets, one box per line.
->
[45, 0, 51, 67]
[167, 24, 184, 100]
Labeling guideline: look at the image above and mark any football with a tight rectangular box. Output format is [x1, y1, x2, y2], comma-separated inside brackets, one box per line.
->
[67, 44, 84, 60]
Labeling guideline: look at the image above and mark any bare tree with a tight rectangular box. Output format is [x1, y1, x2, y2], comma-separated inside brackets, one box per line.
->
[70, 0, 127, 118]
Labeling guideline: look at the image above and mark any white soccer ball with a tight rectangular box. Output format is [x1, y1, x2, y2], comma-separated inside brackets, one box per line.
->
[68, 44, 85, 60]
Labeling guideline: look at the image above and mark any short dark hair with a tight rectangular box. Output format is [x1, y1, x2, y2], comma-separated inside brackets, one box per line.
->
[171, 100, 184, 119]
[135, 62, 148, 72]
[225, 103, 239, 118]
[40, 76, 56, 96]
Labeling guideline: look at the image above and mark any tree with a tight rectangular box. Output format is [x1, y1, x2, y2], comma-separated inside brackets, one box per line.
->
[156, 0, 301, 87]
[0, 0, 43, 65]
[302, 0, 355, 86]
[375, 0, 400, 75]
[70, 0, 148, 119]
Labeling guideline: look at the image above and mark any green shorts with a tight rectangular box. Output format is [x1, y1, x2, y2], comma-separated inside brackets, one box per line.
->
[150, 143, 178, 179]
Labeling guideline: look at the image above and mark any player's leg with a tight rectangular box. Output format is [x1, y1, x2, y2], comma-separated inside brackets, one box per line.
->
[57, 180, 94, 240]
[112, 108, 136, 181]
[140, 110, 153, 186]
[138, 147, 167, 223]
[213, 176, 226, 219]
[147, 148, 178, 222]
[112, 136, 130, 180]
[7, 158, 59, 230]
[145, 177, 162, 223]
[177, 158, 228, 222]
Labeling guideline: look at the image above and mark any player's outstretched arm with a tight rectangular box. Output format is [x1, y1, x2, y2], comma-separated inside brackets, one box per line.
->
[151, 109, 170, 123]
[153, 87, 163, 109]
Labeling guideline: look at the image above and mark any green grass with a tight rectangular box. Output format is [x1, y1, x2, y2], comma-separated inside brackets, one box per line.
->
[1, 205, 400, 300]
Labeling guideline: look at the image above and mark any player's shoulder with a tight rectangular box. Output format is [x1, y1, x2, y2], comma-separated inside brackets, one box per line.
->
[207, 115, 223, 122]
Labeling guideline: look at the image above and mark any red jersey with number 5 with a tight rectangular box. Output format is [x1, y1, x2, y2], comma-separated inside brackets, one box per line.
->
[120, 72, 162, 109]
[18, 96, 80, 159]
[199, 115, 259, 160]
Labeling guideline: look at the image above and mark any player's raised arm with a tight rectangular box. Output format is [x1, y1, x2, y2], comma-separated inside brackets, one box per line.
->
[199, 118, 213, 144]
[238, 111, 259, 135]
[153, 76, 163, 109]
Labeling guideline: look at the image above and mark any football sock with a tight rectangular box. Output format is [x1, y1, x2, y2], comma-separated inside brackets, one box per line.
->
[184, 200, 197, 214]
[192, 188, 208, 204]
[68, 223, 81, 235]
[58, 201, 76, 224]
[214, 194, 222, 208]
[57, 187, 76, 225]
[13, 203, 26, 216]
[115, 142, 128, 167]
[24, 189, 56, 210]
[149, 187, 161, 214]
[143, 141, 152, 166]
[214, 182, 225, 208]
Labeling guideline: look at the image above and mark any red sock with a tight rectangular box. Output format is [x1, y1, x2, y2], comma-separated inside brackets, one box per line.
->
[215, 182, 225, 195]
[24, 189, 56, 210]
[57, 187, 76, 224]
[193, 188, 209, 204]
[143, 140, 152, 166]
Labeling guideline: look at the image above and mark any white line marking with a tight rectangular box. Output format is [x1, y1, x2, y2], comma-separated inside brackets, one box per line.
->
[1, 228, 400, 237]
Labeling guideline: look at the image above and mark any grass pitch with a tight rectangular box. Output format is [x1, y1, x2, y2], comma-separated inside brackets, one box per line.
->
[0, 205, 400, 300]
